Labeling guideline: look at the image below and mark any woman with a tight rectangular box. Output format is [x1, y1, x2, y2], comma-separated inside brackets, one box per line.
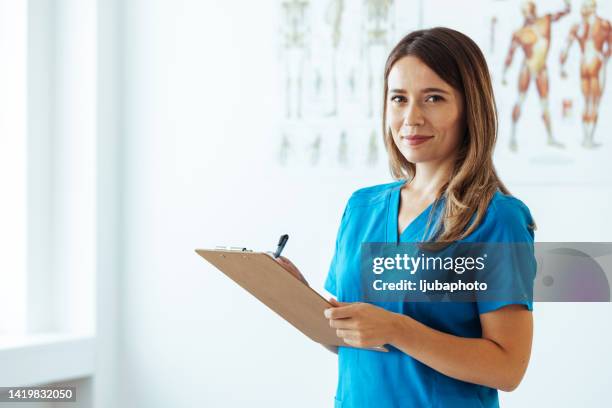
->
[277, 27, 536, 408]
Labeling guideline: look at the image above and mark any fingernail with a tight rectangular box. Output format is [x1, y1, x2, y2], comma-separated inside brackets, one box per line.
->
[324, 309, 331, 318]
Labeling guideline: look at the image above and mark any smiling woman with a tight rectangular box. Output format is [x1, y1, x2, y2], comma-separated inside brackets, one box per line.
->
[382, 28, 517, 244]
[276, 27, 538, 408]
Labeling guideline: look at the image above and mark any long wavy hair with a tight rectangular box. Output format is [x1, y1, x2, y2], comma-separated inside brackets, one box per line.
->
[382, 27, 535, 242]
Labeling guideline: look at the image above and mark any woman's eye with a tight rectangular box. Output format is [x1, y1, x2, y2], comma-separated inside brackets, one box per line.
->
[390, 95, 406, 103]
[425, 95, 444, 103]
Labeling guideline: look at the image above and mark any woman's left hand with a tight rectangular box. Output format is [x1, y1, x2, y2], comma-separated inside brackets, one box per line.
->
[324, 298, 401, 348]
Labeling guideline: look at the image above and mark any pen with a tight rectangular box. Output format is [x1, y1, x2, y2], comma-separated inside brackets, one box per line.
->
[273, 234, 289, 258]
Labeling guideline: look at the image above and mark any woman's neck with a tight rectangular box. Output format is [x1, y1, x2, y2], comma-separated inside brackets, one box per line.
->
[408, 158, 455, 199]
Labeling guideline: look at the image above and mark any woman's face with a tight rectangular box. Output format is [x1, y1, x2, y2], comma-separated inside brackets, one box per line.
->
[386, 56, 465, 166]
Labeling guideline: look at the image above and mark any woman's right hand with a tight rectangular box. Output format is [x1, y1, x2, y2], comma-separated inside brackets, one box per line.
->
[274, 255, 309, 286]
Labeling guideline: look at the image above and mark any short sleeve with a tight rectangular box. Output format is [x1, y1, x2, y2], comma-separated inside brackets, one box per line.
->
[324, 203, 350, 297]
[474, 198, 536, 315]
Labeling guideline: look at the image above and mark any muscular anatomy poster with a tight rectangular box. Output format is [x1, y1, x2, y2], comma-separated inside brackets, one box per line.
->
[422, 0, 611, 184]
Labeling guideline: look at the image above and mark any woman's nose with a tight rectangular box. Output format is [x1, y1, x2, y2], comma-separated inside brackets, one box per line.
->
[403, 103, 425, 127]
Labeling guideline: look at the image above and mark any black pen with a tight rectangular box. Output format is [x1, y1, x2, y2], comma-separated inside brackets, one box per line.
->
[273, 234, 289, 258]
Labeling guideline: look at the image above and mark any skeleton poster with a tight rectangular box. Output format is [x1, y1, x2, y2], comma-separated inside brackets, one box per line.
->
[277, 0, 421, 169]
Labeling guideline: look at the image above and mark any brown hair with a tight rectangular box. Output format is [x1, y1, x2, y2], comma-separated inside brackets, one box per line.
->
[382, 27, 533, 242]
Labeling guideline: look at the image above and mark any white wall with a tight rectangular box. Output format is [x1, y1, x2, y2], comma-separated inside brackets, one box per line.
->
[0, 0, 28, 334]
[116, 1, 612, 407]
[95, 0, 122, 406]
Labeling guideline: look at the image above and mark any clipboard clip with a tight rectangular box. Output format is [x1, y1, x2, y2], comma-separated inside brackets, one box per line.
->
[215, 245, 253, 252]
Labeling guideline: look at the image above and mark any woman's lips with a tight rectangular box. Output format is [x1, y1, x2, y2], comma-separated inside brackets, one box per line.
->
[400, 135, 434, 146]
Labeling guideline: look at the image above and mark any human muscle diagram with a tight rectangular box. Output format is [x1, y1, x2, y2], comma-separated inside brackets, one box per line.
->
[560, 0, 611, 148]
[502, 0, 571, 151]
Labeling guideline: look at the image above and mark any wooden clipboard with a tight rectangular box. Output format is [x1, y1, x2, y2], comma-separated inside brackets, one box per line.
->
[195, 248, 388, 352]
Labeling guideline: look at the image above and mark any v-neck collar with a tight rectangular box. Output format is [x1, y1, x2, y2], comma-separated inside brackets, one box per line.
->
[386, 181, 439, 243]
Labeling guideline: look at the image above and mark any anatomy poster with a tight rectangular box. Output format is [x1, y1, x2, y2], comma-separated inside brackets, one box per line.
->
[276, 0, 421, 169]
[276, 0, 611, 184]
[422, 0, 611, 184]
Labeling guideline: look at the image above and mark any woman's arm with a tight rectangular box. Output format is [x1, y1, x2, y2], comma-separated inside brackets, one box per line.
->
[391, 304, 533, 391]
[326, 303, 533, 392]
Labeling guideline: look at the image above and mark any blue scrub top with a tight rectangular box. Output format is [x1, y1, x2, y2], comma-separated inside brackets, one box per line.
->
[324, 180, 536, 408]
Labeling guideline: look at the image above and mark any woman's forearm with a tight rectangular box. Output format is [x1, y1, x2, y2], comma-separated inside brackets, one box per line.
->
[389, 314, 524, 392]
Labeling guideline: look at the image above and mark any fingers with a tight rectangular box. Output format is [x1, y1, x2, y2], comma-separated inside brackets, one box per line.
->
[275, 256, 298, 271]
[329, 318, 357, 329]
[278, 256, 299, 272]
[328, 297, 349, 306]
[275, 258, 293, 273]
[328, 297, 341, 306]
[325, 298, 355, 319]
[334, 329, 382, 349]
[335, 328, 359, 341]
[275, 256, 291, 267]
[340, 338, 359, 347]
[274, 257, 308, 284]
[324, 304, 357, 319]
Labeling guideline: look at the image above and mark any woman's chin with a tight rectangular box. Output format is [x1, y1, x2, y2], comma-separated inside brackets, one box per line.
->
[400, 150, 432, 164]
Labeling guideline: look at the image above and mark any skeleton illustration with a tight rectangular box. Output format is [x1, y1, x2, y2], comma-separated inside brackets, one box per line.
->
[314, 68, 323, 98]
[491, 16, 498, 54]
[502, 0, 571, 152]
[560, 0, 611, 148]
[348, 68, 357, 98]
[310, 134, 322, 165]
[278, 133, 292, 166]
[280, 0, 311, 119]
[367, 130, 378, 166]
[362, 0, 395, 118]
[338, 131, 348, 165]
[324, 0, 344, 116]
